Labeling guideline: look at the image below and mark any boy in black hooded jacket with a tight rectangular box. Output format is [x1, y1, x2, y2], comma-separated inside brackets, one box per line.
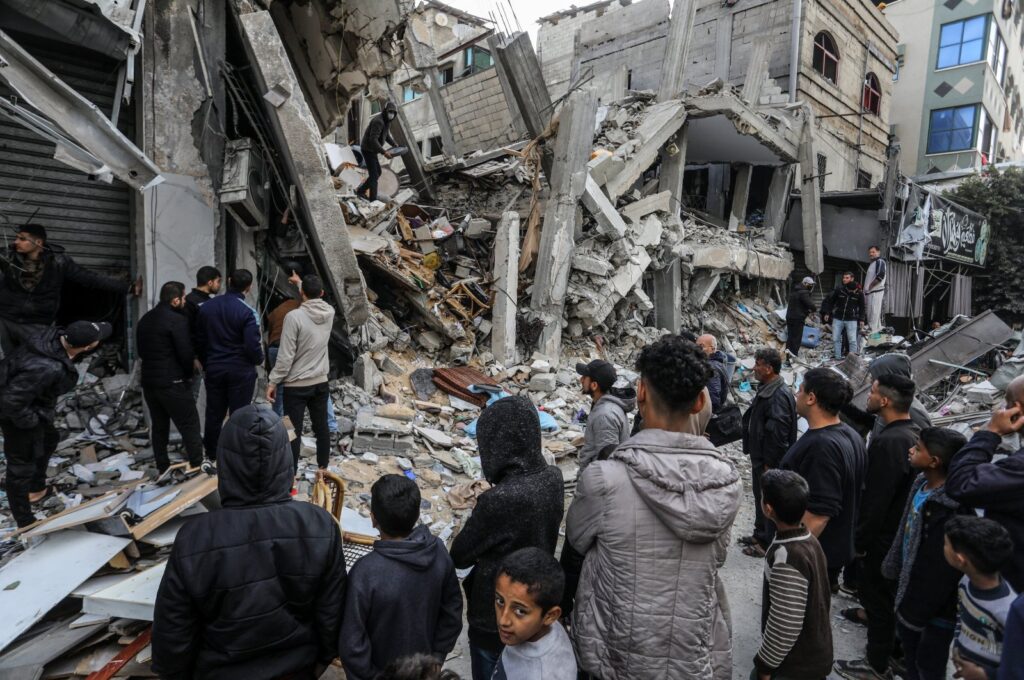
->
[449, 395, 565, 680]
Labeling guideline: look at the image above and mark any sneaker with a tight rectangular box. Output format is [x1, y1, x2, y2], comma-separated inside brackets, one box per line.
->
[834, 659, 894, 680]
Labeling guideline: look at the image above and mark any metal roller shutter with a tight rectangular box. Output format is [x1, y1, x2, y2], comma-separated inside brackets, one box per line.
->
[0, 30, 132, 275]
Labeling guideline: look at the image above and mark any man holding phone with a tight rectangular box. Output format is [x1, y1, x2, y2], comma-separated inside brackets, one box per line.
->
[946, 375, 1024, 592]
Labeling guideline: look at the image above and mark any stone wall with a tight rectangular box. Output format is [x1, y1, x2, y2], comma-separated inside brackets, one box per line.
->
[440, 67, 517, 152]
[576, 0, 670, 94]
[537, 0, 629, 100]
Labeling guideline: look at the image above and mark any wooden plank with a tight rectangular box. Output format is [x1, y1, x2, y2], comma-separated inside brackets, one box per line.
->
[71, 573, 135, 599]
[128, 474, 218, 540]
[83, 564, 166, 622]
[137, 505, 206, 548]
[18, 490, 131, 538]
[0, 531, 131, 654]
[84, 627, 151, 680]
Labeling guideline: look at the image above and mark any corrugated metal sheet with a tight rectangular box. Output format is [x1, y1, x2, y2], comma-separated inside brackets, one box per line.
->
[0, 31, 131, 274]
[884, 260, 924, 319]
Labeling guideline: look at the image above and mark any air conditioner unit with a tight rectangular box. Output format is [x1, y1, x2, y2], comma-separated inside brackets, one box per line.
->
[219, 138, 268, 231]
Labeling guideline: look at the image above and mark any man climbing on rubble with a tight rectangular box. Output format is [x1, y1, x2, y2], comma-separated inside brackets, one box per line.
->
[567, 335, 742, 679]
[821, 272, 867, 360]
[0, 320, 112, 527]
[0, 224, 140, 359]
[356, 101, 399, 202]
[152, 405, 346, 679]
[137, 281, 204, 474]
[786, 276, 816, 361]
[196, 269, 263, 462]
[266, 274, 334, 473]
[864, 245, 887, 334]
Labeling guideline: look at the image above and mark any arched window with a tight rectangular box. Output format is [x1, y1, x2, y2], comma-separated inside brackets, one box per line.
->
[812, 32, 839, 84]
[862, 72, 881, 114]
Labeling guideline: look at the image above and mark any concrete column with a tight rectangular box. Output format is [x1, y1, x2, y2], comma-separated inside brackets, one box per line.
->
[652, 258, 683, 333]
[764, 165, 794, 240]
[530, 86, 599, 359]
[490, 211, 520, 366]
[657, 123, 689, 215]
[492, 32, 555, 179]
[798, 108, 824, 273]
[688, 271, 722, 308]
[742, 39, 771, 105]
[659, 0, 699, 101]
[390, 104, 436, 202]
[421, 66, 459, 159]
[728, 163, 753, 232]
[707, 164, 728, 219]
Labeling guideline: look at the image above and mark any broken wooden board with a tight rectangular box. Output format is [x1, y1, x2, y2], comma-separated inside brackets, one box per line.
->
[18, 490, 132, 538]
[137, 505, 207, 548]
[83, 564, 166, 622]
[0, 531, 131, 653]
[128, 474, 218, 540]
[0, 616, 107, 680]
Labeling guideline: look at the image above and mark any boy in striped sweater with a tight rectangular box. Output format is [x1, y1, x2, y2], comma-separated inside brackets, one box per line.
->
[754, 470, 834, 680]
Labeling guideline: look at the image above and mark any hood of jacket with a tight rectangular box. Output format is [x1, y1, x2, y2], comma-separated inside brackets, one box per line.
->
[300, 298, 335, 325]
[870, 353, 913, 380]
[30, 327, 72, 363]
[477, 395, 546, 484]
[612, 428, 742, 544]
[597, 389, 637, 416]
[373, 524, 440, 571]
[216, 405, 294, 507]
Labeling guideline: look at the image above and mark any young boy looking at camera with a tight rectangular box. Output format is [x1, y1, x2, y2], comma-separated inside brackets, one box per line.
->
[493, 547, 577, 680]
[754, 469, 833, 680]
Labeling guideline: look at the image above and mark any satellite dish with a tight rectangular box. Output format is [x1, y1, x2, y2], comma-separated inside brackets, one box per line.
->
[435, 12, 449, 26]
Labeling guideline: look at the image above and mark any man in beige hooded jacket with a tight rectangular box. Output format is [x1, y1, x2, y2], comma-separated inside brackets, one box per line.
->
[567, 335, 742, 679]
[266, 274, 335, 473]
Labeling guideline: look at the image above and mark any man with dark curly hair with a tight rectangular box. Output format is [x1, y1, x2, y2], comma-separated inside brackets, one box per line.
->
[567, 335, 743, 679]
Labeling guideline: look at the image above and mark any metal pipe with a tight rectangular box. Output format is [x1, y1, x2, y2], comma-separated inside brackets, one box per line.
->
[789, 0, 802, 103]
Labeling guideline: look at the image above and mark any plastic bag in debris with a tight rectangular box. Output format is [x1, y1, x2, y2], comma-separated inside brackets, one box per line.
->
[463, 385, 560, 437]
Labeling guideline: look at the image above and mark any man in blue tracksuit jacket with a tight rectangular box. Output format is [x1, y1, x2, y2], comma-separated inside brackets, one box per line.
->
[196, 269, 264, 460]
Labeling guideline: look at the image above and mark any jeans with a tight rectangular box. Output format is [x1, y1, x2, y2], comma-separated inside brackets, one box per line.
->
[861, 549, 897, 672]
[832, 318, 859, 359]
[144, 382, 204, 471]
[751, 461, 776, 548]
[469, 641, 501, 680]
[1, 419, 59, 527]
[896, 620, 954, 680]
[0, 318, 48, 360]
[356, 152, 382, 201]
[785, 319, 805, 358]
[283, 382, 331, 469]
[203, 368, 256, 460]
[268, 346, 337, 432]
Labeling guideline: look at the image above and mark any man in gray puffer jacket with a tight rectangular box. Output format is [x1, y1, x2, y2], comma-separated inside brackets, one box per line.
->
[567, 335, 743, 679]
[576, 359, 636, 471]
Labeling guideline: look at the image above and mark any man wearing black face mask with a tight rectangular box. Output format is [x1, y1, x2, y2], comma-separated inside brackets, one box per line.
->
[0, 320, 111, 527]
[821, 272, 867, 360]
[356, 101, 399, 202]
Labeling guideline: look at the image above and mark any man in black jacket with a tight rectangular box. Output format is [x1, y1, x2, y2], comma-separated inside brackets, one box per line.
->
[0, 224, 137, 359]
[184, 266, 221, 364]
[946, 375, 1024, 592]
[786, 276, 816, 359]
[821, 272, 867, 360]
[0, 320, 111, 527]
[152, 405, 346, 680]
[449, 395, 564, 680]
[835, 374, 920, 680]
[740, 348, 798, 554]
[356, 101, 398, 201]
[137, 281, 203, 473]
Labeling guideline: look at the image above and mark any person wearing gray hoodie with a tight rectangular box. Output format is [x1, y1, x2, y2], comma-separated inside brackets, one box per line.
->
[266, 274, 335, 471]
[576, 359, 636, 471]
[567, 335, 743, 679]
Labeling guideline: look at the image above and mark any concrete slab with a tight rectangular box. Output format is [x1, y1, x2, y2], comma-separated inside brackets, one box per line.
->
[490, 211, 520, 366]
[581, 175, 628, 238]
[604, 101, 687, 201]
[690, 245, 794, 280]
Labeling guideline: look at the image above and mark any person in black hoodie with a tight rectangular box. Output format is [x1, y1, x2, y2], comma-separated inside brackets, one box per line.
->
[0, 320, 111, 527]
[339, 474, 462, 679]
[152, 405, 345, 680]
[137, 281, 203, 472]
[449, 395, 565, 680]
[786, 276, 816, 359]
[835, 374, 921, 680]
[821, 272, 867, 360]
[356, 101, 398, 201]
[0, 224, 137, 358]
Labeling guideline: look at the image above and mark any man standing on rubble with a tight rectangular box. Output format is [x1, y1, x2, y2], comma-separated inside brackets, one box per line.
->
[356, 101, 398, 202]
[864, 245, 887, 334]
[137, 281, 204, 474]
[576, 359, 635, 471]
[266, 274, 335, 473]
[184, 267, 221, 365]
[822, 272, 867, 360]
[152, 406, 346, 679]
[697, 334, 736, 413]
[196, 269, 263, 461]
[0, 225, 139, 359]
[786, 276, 816, 360]
[0, 320, 112, 527]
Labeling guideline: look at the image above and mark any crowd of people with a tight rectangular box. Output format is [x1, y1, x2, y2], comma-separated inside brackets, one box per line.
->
[3, 224, 1024, 680]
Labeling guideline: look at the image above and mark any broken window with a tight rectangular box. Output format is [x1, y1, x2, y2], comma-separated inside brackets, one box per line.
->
[441, 65, 454, 84]
[428, 136, 444, 157]
[402, 85, 421, 102]
[816, 153, 827, 191]
[862, 72, 881, 115]
[812, 32, 839, 84]
[463, 45, 492, 76]
[927, 104, 978, 153]
[937, 15, 987, 69]
[857, 170, 872, 189]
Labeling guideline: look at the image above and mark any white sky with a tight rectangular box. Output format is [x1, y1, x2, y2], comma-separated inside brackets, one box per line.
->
[436, 0, 580, 44]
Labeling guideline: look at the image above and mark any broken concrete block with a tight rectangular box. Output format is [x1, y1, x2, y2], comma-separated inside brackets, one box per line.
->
[101, 374, 131, 398]
[530, 359, 553, 373]
[634, 215, 664, 247]
[572, 253, 613, 277]
[465, 218, 490, 238]
[581, 175, 627, 238]
[490, 211, 520, 367]
[375, 353, 404, 376]
[416, 427, 454, 449]
[415, 330, 445, 351]
[375, 404, 415, 421]
[605, 101, 687, 201]
[687, 271, 722, 307]
[528, 373, 557, 392]
[609, 249, 652, 297]
[621, 190, 672, 224]
[353, 354, 383, 394]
